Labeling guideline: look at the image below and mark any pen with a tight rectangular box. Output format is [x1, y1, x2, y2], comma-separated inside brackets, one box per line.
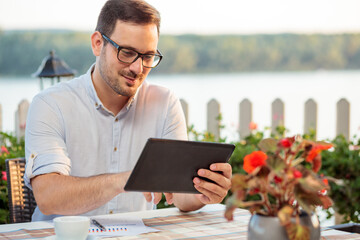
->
[91, 219, 107, 232]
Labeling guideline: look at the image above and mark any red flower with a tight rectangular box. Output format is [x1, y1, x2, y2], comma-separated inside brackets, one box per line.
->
[248, 188, 260, 195]
[274, 175, 283, 183]
[322, 178, 329, 185]
[279, 138, 292, 148]
[249, 122, 258, 130]
[243, 151, 267, 174]
[293, 170, 302, 179]
[1, 171, 7, 181]
[1, 146, 9, 155]
[306, 144, 332, 162]
[320, 178, 329, 194]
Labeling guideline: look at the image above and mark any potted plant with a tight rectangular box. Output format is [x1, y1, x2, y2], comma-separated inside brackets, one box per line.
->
[225, 136, 334, 240]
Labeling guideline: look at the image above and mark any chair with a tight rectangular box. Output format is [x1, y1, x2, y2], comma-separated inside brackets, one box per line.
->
[5, 157, 37, 223]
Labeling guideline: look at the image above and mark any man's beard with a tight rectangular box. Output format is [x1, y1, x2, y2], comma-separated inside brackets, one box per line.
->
[109, 69, 144, 97]
[99, 55, 144, 97]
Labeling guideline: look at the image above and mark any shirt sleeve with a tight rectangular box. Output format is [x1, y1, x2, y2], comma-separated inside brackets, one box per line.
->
[24, 94, 71, 189]
[161, 92, 188, 141]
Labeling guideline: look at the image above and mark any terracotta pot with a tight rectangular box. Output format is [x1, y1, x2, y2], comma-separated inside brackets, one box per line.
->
[248, 212, 320, 240]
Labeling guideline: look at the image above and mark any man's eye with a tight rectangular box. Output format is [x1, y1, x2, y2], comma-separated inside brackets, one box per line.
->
[143, 55, 154, 60]
[121, 49, 136, 57]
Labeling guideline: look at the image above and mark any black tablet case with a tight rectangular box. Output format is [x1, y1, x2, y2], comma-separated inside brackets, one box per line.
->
[124, 138, 235, 193]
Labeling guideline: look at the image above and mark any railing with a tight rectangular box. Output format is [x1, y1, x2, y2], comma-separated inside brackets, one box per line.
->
[0, 98, 351, 141]
[181, 98, 350, 140]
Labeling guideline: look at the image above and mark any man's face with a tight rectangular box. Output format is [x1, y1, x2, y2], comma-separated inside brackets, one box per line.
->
[98, 20, 159, 97]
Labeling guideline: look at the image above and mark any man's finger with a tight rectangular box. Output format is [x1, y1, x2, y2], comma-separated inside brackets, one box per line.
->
[210, 163, 232, 179]
[164, 193, 174, 205]
[197, 169, 231, 190]
[153, 192, 162, 204]
[143, 192, 152, 202]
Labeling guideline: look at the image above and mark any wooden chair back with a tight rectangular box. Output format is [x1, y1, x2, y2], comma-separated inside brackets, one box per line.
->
[5, 158, 37, 223]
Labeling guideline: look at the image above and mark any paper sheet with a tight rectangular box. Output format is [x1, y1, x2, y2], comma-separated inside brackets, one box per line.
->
[88, 216, 159, 237]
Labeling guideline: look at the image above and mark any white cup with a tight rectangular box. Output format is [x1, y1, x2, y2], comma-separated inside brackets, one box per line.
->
[54, 216, 90, 240]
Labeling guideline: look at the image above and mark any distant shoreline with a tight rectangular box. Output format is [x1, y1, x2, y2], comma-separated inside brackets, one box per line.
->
[2, 69, 360, 79]
[1, 31, 360, 75]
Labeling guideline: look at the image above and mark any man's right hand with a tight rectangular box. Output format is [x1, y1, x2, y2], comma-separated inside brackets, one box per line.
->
[142, 192, 174, 205]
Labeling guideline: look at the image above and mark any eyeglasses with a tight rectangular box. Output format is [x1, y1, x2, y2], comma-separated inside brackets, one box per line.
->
[101, 33, 163, 68]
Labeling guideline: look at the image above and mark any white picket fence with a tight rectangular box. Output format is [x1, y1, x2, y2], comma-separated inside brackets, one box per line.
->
[0, 97, 351, 141]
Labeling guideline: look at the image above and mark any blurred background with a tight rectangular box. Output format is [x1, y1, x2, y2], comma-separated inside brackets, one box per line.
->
[1, 0, 360, 226]
[0, 0, 360, 140]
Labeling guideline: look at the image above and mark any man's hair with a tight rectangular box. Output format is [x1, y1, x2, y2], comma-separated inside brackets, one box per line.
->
[95, 0, 161, 37]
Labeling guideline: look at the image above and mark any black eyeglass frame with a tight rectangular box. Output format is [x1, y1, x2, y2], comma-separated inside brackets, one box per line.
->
[101, 33, 163, 68]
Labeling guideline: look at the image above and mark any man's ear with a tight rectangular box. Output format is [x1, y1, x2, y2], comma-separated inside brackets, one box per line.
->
[91, 31, 103, 57]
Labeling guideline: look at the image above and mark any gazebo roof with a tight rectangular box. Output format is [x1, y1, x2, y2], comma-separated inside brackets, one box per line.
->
[33, 50, 76, 78]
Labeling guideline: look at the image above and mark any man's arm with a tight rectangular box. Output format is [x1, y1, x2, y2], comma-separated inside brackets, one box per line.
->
[31, 171, 130, 215]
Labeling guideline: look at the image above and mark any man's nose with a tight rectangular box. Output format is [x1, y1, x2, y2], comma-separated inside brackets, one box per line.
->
[129, 57, 143, 74]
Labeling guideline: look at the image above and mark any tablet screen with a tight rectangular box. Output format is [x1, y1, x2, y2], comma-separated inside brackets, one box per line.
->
[124, 138, 235, 193]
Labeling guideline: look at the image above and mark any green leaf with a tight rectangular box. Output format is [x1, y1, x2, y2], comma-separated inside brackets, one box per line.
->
[258, 138, 278, 153]
[267, 155, 286, 173]
[298, 173, 326, 193]
[294, 186, 323, 214]
[231, 174, 248, 192]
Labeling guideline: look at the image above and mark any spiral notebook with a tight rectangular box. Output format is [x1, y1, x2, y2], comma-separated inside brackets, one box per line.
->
[88, 216, 159, 237]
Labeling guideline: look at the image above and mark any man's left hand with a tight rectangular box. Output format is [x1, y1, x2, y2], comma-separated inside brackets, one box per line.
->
[193, 163, 232, 204]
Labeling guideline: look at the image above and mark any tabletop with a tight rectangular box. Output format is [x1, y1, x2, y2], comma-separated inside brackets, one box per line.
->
[0, 204, 359, 240]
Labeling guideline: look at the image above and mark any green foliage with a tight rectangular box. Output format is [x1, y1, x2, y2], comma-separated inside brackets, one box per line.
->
[0, 132, 25, 224]
[1, 31, 360, 76]
[320, 135, 360, 223]
[0, 31, 94, 76]
[229, 131, 263, 174]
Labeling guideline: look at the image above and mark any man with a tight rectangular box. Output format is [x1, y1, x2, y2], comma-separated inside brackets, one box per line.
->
[24, 0, 232, 221]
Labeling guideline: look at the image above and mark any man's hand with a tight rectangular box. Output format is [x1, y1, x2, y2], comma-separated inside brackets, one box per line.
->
[143, 192, 174, 205]
[193, 163, 232, 204]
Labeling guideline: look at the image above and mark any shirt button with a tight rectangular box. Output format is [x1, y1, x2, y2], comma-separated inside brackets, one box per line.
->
[109, 210, 113, 214]
[95, 103, 98, 107]
[114, 147, 117, 151]
[115, 118, 119, 122]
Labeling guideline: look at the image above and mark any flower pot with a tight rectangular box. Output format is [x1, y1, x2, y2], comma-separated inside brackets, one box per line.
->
[248, 212, 320, 240]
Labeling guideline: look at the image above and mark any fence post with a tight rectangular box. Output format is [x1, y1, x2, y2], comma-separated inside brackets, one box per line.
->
[336, 98, 350, 141]
[15, 99, 30, 141]
[180, 99, 189, 127]
[239, 99, 252, 139]
[271, 98, 285, 135]
[335, 98, 350, 225]
[0, 103, 2, 132]
[207, 99, 220, 141]
[304, 99, 318, 139]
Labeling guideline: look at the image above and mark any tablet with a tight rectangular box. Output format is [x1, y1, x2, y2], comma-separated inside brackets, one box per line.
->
[124, 138, 235, 193]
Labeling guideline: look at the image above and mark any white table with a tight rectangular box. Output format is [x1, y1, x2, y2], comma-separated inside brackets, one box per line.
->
[0, 204, 358, 240]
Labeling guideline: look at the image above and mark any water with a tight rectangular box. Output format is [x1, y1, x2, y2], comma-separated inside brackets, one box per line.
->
[1, 71, 360, 143]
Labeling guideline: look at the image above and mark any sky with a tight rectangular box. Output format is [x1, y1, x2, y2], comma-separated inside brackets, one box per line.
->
[0, 0, 360, 35]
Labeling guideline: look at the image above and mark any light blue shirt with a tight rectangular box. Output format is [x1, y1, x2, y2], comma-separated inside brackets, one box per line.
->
[24, 65, 188, 221]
